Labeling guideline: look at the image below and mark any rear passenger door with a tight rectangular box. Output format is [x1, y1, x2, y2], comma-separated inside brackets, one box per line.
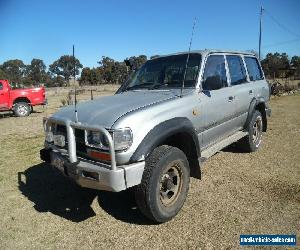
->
[199, 54, 238, 149]
[226, 55, 253, 128]
[244, 56, 268, 99]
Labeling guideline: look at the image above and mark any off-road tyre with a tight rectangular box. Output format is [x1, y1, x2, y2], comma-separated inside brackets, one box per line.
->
[135, 145, 190, 223]
[239, 110, 263, 152]
[13, 102, 31, 117]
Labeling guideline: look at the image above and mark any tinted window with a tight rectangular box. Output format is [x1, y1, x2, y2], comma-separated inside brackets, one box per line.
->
[226, 55, 247, 85]
[202, 55, 227, 90]
[244, 56, 263, 81]
[124, 54, 201, 90]
[0, 83, 3, 90]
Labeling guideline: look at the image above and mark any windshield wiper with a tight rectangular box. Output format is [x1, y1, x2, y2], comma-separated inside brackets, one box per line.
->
[149, 83, 168, 90]
[125, 83, 152, 91]
[149, 82, 183, 90]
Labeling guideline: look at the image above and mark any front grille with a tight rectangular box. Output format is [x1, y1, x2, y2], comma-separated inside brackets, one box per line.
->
[56, 124, 67, 136]
[74, 128, 87, 154]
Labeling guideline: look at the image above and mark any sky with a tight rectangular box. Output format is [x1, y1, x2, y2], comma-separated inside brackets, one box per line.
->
[0, 0, 299, 68]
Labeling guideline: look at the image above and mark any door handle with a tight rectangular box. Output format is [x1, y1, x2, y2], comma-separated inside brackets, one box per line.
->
[0, 93, 4, 95]
[228, 96, 234, 102]
[249, 90, 253, 94]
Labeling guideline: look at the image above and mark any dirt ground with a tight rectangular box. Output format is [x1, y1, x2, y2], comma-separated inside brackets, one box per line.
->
[0, 88, 299, 249]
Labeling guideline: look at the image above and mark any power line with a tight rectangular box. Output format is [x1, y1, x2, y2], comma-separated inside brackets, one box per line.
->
[264, 9, 300, 39]
[263, 38, 300, 48]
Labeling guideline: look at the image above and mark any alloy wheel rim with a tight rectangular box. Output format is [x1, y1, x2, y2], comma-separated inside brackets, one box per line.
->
[17, 105, 28, 116]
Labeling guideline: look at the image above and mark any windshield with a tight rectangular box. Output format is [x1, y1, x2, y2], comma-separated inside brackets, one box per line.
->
[122, 53, 201, 91]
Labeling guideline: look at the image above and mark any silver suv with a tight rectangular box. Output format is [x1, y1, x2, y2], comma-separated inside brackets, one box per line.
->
[40, 49, 271, 223]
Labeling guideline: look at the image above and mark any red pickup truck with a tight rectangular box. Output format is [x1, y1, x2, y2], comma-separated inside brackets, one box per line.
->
[0, 79, 46, 117]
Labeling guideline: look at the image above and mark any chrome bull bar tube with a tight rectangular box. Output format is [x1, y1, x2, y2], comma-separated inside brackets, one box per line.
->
[43, 117, 117, 171]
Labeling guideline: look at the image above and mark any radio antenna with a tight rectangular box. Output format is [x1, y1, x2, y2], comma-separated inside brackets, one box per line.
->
[180, 17, 197, 98]
[73, 45, 79, 123]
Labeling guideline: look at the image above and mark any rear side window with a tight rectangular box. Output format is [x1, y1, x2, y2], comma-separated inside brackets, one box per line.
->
[226, 55, 247, 85]
[244, 57, 263, 81]
[202, 55, 227, 91]
[0, 83, 3, 90]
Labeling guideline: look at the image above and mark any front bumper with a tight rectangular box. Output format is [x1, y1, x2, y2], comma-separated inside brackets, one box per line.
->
[40, 147, 145, 192]
[41, 117, 145, 192]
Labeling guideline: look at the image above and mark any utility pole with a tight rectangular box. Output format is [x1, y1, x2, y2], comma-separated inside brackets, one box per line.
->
[258, 6, 264, 61]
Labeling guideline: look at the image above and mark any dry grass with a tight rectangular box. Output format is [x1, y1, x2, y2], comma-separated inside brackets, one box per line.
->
[0, 88, 299, 249]
[267, 78, 300, 87]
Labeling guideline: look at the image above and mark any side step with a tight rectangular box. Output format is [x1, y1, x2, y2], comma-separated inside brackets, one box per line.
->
[200, 131, 248, 161]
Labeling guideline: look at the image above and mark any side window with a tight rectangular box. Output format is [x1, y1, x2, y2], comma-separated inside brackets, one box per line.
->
[244, 56, 263, 81]
[226, 55, 247, 85]
[202, 55, 227, 91]
[0, 83, 3, 90]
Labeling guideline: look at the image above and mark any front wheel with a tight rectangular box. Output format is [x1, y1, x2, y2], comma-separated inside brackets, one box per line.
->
[13, 102, 31, 117]
[135, 145, 190, 223]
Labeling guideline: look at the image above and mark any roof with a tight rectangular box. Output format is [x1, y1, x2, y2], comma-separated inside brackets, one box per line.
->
[150, 49, 257, 60]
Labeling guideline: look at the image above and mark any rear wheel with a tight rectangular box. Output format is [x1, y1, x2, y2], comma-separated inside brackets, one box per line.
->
[135, 145, 190, 223]
[239, 110, 263, 152]
[13, 102, 31, 117]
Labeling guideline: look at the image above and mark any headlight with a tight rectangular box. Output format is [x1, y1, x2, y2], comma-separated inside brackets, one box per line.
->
[44, 121, 54, 142]
[86, 128, 133, 151]
[45, 131, 54, 143]
[113, 128, 133, 151]
[86, 131, 110, 149]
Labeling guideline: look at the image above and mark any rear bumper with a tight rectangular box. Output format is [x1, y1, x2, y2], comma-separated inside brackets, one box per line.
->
[40, 148, 145, 192]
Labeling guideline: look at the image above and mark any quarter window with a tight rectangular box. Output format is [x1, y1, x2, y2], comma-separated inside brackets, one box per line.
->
[226, 55, 247, 85]
[244, 56, 263, 81]
[0, 83, 3, 90]
[202, 55, 227, 91]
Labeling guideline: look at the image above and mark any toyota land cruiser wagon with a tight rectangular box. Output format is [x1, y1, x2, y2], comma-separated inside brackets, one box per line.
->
[40, 49, 271, 223]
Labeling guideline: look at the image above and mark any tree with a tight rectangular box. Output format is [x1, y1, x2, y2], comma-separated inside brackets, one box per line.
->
[97, 56, 115, 83]
[124, 55, 147, 71]
[91, 68, 105, 85]
[80, 67, 92, 85]
[1, 59, 25, 83]
[291, 56, 300, 68]
[53, 75, 66, 87]
[49, 55, 83, 84]
[97, 57, 129, 84]
[80, 67, 106, 86]
[0, 67, 7, 79]
[261, 53, 289, 78]
[111, 61, 128, 84]
[26, 59, 47, 83]
[291, 56, 300, 78]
